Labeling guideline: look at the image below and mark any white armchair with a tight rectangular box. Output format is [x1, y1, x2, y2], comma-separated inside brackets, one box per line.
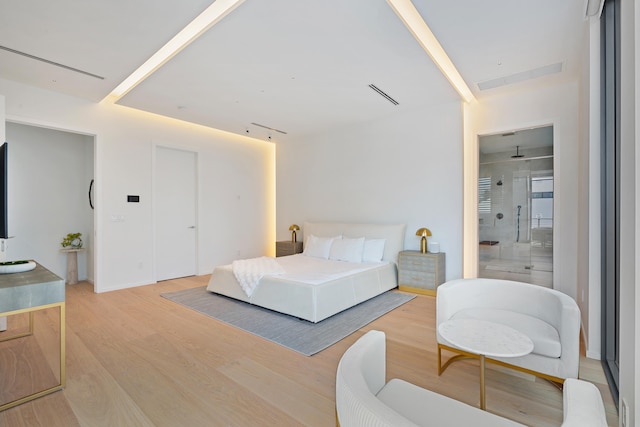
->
[436, 278, 581, 383]
[335, 330, 607, 427]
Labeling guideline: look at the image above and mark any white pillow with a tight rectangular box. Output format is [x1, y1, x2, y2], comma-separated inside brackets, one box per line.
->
[362, 238, 386, 262]
[303, 235, 339, 259]
[329, 237, 365, 263]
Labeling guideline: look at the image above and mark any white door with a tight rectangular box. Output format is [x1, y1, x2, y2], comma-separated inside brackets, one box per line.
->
[155, 146, 197, 281]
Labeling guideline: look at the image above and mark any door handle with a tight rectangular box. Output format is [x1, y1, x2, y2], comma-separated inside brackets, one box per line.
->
[188, 226, 196, 229]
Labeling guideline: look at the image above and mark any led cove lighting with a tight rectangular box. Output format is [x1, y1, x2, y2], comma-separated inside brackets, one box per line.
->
[386, 0, 476, 104]
[102, 0, 245, 104]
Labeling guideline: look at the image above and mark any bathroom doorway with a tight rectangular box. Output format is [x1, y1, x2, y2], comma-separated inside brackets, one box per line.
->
[478, 126, 553, 287]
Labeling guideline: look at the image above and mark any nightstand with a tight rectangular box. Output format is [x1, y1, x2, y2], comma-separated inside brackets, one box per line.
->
[398, 250, 446, 295]
[276, 241, 303, 257]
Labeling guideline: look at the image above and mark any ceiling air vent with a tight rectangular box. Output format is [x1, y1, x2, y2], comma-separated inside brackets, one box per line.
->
[368, 84, 399, 105]
[0, 45, 104, 80]
[477, 62, 563, 91]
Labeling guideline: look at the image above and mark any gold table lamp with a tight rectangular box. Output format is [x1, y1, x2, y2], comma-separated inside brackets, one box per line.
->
[416, 227, 432, 253]
[289, 224, 300, 243]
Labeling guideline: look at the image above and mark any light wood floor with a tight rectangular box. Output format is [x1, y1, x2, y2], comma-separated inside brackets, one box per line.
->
[0, 275, 618, 426]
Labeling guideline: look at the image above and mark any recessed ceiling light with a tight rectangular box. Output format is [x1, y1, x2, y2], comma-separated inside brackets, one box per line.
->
[102, 0, 245, 104]
[386, 0, 476, 103]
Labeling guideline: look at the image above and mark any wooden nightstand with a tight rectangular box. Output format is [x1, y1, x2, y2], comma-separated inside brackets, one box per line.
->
[276, 241, 303, 257]
[398, 250, 446, 295]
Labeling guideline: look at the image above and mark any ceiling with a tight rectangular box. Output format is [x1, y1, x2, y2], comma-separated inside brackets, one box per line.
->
[0, 0, 589, 142]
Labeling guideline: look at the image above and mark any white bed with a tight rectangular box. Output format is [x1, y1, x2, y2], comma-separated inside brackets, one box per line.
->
[206, 222, 406, 323]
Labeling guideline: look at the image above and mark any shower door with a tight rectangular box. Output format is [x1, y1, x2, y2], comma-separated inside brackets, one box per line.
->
[478, 160, 532, 276]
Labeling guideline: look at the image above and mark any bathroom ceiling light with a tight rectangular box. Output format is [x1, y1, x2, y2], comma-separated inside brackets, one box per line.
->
[511, 146, 524, 158]
[102, 0, 245, 104]
[386, 0, 476, 104]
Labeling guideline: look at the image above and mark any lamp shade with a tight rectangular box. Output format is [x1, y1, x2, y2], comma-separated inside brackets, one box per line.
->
[415, 227, 432, 237]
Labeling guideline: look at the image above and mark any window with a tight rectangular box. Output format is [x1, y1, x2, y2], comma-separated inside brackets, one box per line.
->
[601, 0, 620, 404]
[531, 176, 553, 229]
[478, 177, 492, 214]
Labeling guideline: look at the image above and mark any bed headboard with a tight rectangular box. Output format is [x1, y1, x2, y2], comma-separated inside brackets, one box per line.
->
[303, 222, 406, 263]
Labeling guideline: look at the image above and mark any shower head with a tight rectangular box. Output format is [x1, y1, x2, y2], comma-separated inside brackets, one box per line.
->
[511, 146, 524, 158]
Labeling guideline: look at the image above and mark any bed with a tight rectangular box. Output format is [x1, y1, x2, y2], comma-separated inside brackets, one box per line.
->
[206, 222, 406, 323]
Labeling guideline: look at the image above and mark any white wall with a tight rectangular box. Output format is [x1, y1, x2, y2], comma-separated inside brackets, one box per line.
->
[468, 82, 581, 301]
[276, 101, 464, 280]
[5, 123, 93, 281]
[0, 78, 275, 292]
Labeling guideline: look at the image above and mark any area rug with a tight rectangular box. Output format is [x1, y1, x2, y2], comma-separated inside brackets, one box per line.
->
[161, 286, 414, 356]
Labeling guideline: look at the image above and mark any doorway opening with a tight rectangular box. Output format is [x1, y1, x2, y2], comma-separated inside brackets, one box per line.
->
[478, 125, 553, 287]
[5, 121, 96, 287]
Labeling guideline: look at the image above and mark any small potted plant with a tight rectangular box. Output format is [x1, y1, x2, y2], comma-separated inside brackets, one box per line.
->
[61, 232, 83, 249]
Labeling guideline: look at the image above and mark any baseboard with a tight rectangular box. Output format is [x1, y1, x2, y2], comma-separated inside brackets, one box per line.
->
[586, 350, 601, 359]
[95, 279, 153, 293]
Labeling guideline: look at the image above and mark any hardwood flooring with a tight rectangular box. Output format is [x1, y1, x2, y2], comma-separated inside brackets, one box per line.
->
[0, 276, 619, 426]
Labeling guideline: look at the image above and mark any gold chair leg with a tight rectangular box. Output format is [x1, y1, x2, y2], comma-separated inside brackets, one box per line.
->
[436, 342, 566, 409]
[438, 344, 475, 375]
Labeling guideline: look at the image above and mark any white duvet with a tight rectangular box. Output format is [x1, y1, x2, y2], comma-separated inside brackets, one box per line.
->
[274, 254, 386, 284]
[232, 256, 284, 296]
[231, 254, 387, 297]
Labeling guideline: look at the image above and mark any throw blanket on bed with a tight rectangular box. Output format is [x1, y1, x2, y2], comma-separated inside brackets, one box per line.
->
[232, 256, 285, 297]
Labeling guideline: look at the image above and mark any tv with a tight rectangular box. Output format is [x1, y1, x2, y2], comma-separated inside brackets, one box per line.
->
[0, 142, 7, 239]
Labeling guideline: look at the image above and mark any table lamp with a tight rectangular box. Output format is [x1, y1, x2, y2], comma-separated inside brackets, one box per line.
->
[416, 227, 432, 253]
[289, 224, 300, 243]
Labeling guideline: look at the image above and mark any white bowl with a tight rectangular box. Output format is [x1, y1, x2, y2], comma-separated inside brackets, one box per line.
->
[0, 261, 36, 274]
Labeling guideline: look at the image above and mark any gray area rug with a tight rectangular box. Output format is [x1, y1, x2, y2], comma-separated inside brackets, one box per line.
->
[161, 286, 414, 356]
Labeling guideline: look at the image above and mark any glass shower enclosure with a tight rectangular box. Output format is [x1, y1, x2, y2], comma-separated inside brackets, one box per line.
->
[478, 127, 553, 287]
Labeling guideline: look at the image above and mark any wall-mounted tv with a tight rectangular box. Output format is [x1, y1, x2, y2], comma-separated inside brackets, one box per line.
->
[0, 142, 7, 239]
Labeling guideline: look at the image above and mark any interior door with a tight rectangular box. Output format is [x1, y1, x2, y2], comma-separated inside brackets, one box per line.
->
[155, 146, 197, 281]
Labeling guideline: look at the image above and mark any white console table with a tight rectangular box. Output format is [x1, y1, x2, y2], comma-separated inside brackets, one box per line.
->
[0, 262, 65, 411]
